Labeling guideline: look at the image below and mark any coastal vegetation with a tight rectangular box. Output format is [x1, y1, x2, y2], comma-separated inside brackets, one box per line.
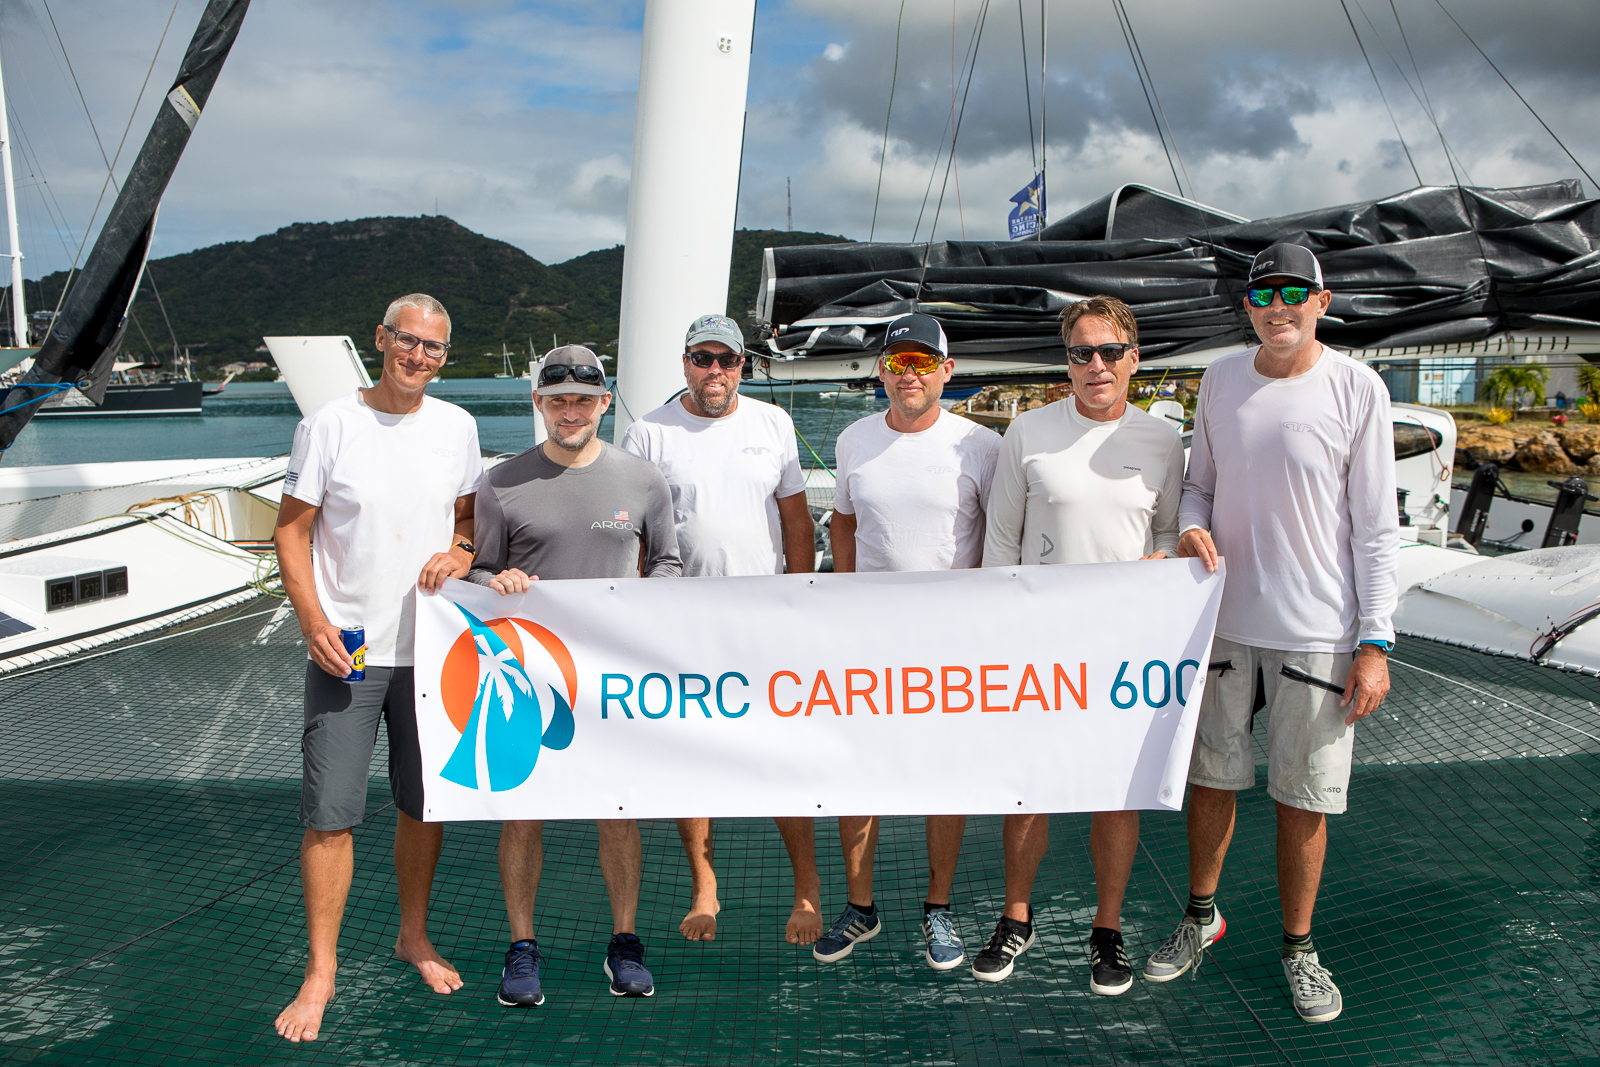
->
[26, 217, 848, 379]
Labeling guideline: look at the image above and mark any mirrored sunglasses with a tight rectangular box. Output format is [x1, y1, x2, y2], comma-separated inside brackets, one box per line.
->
[1247, 285, 1313, 308]
[883, 350, 946, 375]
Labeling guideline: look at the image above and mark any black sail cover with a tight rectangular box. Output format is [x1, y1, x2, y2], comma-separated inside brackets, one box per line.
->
[0, 0, 251, 457]
[759, 181, 1600, 367]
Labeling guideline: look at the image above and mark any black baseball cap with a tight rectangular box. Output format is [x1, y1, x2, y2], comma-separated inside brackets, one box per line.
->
[881, 313, 949, 359]
[1246, 242, 1325, 288]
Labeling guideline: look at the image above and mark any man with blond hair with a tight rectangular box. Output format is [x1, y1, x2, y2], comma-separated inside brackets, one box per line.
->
[274, 294, 482, 1042]
[982, 294, 1183, 990]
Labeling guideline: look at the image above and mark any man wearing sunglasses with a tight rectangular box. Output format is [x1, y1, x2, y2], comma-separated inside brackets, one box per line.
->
[811, 312, 1000, 973]
[470, 344, 682, 1007]
[274, 294, 481, 1042]
[982, 295, 1185, 990]
[620, 313, 824, 949]
[1151, 242, 1397, 1025]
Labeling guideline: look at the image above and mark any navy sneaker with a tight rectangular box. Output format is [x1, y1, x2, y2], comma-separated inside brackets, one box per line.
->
[922, 906, 965, 970]
[497, 939, 545, 1007]
[603, 933, 655, 997]
[813, 903, 882, 963]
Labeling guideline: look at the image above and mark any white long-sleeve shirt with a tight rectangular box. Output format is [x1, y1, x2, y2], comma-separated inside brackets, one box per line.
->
[982, 400, 1184, 567]
[1179, 345, 1399, 653]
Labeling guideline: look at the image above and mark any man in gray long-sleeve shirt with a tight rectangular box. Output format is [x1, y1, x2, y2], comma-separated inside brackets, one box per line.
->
[471, 345, 679, 1010]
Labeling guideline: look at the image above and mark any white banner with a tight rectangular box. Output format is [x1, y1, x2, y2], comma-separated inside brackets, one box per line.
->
[413, 559, 1225, 822]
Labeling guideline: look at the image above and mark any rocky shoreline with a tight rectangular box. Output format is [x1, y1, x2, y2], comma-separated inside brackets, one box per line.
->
[1456, 422, 1600, 476]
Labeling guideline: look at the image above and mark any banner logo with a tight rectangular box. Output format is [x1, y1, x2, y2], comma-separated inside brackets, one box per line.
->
[1008, 171, 1046, 240]
[437, 606, 577, 791]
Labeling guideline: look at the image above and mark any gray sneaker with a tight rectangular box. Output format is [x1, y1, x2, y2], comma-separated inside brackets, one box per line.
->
[1142, 909, 1225, 982]
[1283, 951, 1342, 1023]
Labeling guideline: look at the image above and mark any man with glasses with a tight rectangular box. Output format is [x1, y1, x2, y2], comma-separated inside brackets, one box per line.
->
[982, 295, 1184, 990]
[620, 313, 823, 948]
[471, 344, 681, 1007]
[274, 294, 481, 1043]
[1148, 243, 1396, 1025]
[810, 312, 999, 973]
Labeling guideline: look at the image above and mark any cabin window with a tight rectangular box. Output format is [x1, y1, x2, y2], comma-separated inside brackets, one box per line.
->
[1394, 423, 1443, 461]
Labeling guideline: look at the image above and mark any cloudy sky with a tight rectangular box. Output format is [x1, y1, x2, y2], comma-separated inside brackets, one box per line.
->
[1, 0, 1595, 279]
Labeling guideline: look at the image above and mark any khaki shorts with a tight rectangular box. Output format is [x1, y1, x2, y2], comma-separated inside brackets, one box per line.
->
[1188, 637, 1355, 814]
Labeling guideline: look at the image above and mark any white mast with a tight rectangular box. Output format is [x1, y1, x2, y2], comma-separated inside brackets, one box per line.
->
[0, 48, 26, 348]
[611, 0, 756, 440]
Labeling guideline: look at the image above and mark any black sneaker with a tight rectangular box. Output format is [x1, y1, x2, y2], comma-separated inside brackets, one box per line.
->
[1088, 927, 1133, 995]
[497, 939, 545, 1007]
[603, 933, 655, 997]
[971, 909, 1035, 983]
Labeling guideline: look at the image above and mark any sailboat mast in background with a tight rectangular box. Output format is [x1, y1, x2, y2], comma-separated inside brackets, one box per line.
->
[0, 47, 26, 348]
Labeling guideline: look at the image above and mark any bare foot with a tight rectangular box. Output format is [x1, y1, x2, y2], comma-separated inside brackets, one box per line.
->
[395, 934, 463, 994]
[680, 895, 721, 941]
[275, 968, 333, 1043]
[785, 895, 823, 946]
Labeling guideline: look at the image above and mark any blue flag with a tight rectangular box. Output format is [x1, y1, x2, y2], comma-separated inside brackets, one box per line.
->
[1008, 172, 1046, 240]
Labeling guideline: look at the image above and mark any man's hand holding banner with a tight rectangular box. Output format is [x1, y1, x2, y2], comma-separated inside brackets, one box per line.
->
[413, 559, 1224, 821]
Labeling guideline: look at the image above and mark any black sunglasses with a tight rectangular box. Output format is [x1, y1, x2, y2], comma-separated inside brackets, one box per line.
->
[687, 351, 744, 370]
[538, 363, 606, 387]
[1066, 343, 1135, 365]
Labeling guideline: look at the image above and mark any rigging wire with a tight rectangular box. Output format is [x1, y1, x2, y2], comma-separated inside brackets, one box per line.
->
[1109, 0, 1182, 198]
[1336, 0, 1423, 186]
[1431, 0, 1597, 192]
[868, 0, 908, 243]
[1017, 0, 1037, 173]
[911, 2, 987, 242]
[1350, 0, 1471, 186]
[950, 1, 966, 239]
[1113, 0, 1192, 199]
[1037, 0, 1046, 234]
[922, 0, 992, 265]
[1387, 0, 1475, 189]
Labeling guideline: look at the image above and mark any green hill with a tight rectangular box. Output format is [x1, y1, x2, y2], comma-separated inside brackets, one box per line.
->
[29, 219, 851, 379]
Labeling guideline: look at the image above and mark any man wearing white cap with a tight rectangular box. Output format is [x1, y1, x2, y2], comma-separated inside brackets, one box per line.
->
[809, 312, 999, 974]
[1146, 242, 1398, 1025]
[620, 313, 823, 948]
[472, 344, 682, 1007]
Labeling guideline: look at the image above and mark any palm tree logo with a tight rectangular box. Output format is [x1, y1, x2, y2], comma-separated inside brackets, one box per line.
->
[440, 606, 575, 792]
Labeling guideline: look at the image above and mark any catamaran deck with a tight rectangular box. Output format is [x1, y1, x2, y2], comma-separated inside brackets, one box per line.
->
[2, 599, 1597, 1065]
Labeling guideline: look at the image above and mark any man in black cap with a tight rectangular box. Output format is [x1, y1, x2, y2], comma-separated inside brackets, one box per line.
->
[1147, 243, 1398, 1024]
[812, 312, 999, 972]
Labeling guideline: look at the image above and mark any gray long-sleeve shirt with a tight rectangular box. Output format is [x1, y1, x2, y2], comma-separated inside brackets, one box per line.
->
[468, 442, 682, 583]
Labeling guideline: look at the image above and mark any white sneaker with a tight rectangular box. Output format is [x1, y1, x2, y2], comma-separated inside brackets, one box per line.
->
[1283, 951, 1343, 1023]
[1142, 909, 1225, 982]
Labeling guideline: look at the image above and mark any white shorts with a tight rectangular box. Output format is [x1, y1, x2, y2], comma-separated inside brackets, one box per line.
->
[1187, 637, 1355, 815]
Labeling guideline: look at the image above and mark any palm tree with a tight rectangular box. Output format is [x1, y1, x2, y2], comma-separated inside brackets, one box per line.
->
[1482, 364, 1548, 409]
[1577, 361, 1600, 403]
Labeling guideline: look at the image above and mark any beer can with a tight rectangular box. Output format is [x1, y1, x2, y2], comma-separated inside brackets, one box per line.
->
[341, 626, 366, 683]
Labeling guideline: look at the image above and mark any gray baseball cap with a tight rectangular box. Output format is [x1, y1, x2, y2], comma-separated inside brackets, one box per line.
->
[1246, 242, 1325, 288]
[684, 313, 745, 356]
[535, 345, 608, 397]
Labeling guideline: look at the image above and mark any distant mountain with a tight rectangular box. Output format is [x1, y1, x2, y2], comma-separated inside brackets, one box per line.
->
[28, 218, 851, 378]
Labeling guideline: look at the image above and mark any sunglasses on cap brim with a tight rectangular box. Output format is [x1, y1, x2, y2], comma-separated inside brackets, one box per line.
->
[1247, 285, 1315, 307]
[538, 363, 606, 387]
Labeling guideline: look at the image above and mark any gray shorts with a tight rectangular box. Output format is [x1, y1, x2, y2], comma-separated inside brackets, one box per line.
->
[1187, 637, 1355, 815]
[301, 663, 425, 830]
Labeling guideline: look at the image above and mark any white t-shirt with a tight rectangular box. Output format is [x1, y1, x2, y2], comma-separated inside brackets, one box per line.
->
[983, 400, 1184, 567]
[621, 394, 806, 576]
[1179, 345, 1398, 653]
[833, 409, 1000, 572]
[284, 390, 483, 666]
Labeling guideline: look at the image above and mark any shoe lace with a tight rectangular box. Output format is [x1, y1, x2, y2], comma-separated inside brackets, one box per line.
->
[925, 909, 958, 946]
[1285, 954, 1335, 999]
[1153, 920, 1207, 980]
[610, 935, 645, 967]
[506, 941, 540, 979]
[984, 920, 1025, 958]
[825, 907, 867, 941]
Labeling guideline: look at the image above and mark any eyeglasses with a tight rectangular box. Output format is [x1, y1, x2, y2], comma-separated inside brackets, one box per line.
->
[383, 324, 450, 360]
[538, 363, 606, 387]
[883, 350, 946, 375]
[1247, 285, 1314, 308]
[687, 351, 743, 370]
[1066, 343, 1135, 365]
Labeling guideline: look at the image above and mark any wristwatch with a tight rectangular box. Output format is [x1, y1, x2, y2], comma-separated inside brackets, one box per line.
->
[454, 539, 475, 555]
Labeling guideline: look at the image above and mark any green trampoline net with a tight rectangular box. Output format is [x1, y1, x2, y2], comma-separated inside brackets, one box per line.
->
[2, 598, 1598, 1065]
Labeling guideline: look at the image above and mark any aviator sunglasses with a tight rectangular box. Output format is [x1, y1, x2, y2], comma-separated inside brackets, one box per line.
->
[1066, 343, 1135, 364]
[687, 351, 744, 370]
[883, 349, 947, 375]
[1247, 285, 1314, 308]
[538, 363, 607, 387]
